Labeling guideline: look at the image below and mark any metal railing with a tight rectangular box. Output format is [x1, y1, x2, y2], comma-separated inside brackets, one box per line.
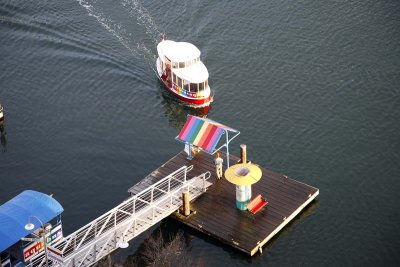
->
[30, 165, 211, 267]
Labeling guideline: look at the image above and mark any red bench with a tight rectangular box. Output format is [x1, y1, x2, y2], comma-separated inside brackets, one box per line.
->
[247, 194, 268, 214]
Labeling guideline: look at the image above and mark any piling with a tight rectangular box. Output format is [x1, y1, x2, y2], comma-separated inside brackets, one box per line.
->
[182, 191, 190, 216]
[240, 144, 247, 163]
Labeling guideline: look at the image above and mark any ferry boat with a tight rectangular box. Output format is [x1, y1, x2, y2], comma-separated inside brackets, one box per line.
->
[0, 190, 64, 267]
[156, 36, 212, 106]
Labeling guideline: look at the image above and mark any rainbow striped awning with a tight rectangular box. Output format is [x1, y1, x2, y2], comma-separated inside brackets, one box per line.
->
[176, 115, 239, 153]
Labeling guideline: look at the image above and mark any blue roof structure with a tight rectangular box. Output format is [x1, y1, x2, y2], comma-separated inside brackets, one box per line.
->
[0, 190, 64, 252]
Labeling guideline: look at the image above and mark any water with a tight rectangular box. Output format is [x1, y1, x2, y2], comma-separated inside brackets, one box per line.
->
[1, 0, 400, 265]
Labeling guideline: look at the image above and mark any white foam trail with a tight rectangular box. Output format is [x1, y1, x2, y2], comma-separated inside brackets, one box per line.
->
[77, 0, 160, 68]
[121, 0, 162, 44]
[78, 0, 136, 55]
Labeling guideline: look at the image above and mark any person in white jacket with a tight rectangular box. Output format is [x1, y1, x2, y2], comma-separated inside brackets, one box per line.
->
[214, 152, 223, 179]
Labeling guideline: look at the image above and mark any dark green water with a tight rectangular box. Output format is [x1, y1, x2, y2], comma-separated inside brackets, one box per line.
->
[1, 0, 400, 265]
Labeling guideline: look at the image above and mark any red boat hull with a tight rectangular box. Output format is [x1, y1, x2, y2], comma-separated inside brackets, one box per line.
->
[158, 75, 211, 106]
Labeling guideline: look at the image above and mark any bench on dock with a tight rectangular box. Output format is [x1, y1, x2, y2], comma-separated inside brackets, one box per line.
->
[247, 194, 268, 214]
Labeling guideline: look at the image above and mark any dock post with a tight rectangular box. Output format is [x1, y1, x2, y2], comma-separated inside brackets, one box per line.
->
[225, 131, 230, 167]
[182, 191, 190, 216]
[240, 144, 247, 163]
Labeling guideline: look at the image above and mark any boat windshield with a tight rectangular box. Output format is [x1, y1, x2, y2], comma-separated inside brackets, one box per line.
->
[184, 81, 208, 92]
[172, 72, 208, 93]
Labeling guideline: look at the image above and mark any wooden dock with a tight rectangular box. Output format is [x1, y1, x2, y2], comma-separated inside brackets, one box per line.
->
[128, 151, 319, 256]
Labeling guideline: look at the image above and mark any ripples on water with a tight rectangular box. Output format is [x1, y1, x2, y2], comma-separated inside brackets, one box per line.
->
[1, 0, 400, 265]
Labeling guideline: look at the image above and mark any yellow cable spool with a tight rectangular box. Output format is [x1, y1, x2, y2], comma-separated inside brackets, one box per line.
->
[224, 163, 262, 186]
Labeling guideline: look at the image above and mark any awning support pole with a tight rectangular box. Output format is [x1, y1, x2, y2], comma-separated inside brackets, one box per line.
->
[187, 143, 193, 160]
[225, 130, 230, 167]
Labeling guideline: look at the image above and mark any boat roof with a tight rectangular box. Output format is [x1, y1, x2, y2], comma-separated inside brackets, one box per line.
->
[157, 40, 201, 62]
[0, 190, 64, 252]
[172, 61, 209, 83]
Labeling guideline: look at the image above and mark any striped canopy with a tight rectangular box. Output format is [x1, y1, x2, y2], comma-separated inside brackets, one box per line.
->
[176, 115, 238, 153]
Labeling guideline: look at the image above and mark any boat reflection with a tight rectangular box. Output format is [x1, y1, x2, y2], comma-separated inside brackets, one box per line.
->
[0, 126, 6, 152]
[0, 102, 6, 152]
[160, 86, 211, 129]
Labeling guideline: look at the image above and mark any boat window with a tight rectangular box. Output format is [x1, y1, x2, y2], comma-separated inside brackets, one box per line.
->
[183, 83, 189, 91]
[179, 62, 185, 68]
[172, 73, 176, 83]
[190, 83, 198, 92]
[177, 77, 183, 88]
[199, 82, 204, 91]
[205, 80, 208, 88]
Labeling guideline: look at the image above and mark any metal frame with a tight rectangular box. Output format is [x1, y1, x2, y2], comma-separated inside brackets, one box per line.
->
[176, 116, 240, 168]
[22, 216, 63, 267]
[29, 166, 211, 267]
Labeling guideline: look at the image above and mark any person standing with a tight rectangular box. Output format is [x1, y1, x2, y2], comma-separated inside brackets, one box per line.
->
[214, 152, 223, 179]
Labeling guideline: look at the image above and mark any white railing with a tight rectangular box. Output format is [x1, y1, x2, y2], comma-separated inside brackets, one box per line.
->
[30, 165, 211, 267]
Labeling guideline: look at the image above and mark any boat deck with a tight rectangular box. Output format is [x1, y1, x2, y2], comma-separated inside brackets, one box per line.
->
[128, 150, 319, 256]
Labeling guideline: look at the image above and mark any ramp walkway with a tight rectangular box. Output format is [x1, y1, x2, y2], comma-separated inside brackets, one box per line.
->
[29, 165, 211, 267]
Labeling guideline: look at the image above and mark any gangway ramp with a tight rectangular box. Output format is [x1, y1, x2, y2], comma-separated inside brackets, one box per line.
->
[31, 165, 211, 267]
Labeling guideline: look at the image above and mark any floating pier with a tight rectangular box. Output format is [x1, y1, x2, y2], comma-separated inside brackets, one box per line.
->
[1, 115, 319, 267]
[129, 150, 319, 256]
[1, 166, 211, 267]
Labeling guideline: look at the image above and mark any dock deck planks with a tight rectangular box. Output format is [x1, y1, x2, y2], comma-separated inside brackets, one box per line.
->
[128, 150, 319, 256]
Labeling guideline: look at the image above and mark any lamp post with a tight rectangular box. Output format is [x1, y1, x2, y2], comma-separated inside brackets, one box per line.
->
[25, 216, 50, 267]
[117, 235, 129, 249]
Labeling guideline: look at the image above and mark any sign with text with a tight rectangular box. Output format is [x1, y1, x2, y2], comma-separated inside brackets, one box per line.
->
[45, 224, 63, 245]
[47, 246, 64, 263]
[24, 242, 44, 262]
[23, 224, 63, 262]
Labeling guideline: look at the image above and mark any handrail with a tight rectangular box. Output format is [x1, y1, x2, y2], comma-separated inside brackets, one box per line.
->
[62, 171, 208, 260]
[54, 165, 195, 255]
[30, 167, 211, 267]
[57, 166, 191, 247]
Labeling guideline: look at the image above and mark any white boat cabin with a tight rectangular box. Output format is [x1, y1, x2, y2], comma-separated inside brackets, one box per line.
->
[157, 40, 210, 97]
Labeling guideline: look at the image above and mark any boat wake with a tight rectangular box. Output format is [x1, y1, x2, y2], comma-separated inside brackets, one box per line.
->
[77, 0, 212, 109]
[120, 0, 162, 45]
[77, 0, 161, 70]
